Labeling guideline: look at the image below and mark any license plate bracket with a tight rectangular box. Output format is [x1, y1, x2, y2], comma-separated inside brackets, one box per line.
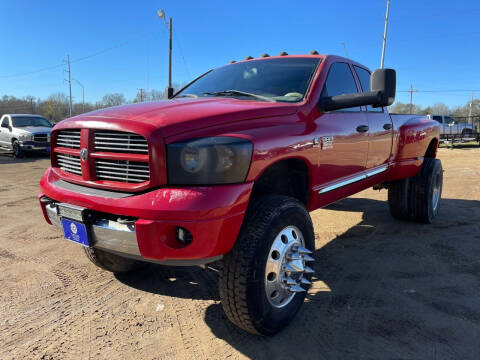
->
[57, 203, 86, 222]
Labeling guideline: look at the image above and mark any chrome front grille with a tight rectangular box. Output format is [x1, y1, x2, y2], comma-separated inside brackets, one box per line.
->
[94, 131, 148, 154]
[34, 133, 48, 142]
[95, 159, 150, 183]
[56, 154, 82, 176]
[56, 130, 81, 149]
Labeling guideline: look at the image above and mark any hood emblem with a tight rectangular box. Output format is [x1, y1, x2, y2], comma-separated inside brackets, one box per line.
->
[80, 148, 88, 162]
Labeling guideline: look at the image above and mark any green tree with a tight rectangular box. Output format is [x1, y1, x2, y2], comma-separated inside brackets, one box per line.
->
[101, 93, 126, 108]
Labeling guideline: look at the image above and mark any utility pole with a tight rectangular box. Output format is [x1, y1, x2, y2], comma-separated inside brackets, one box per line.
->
[158, 10, 174, 99]
[340, 42, 349, 57]
[380, 0, 390, 69]
[468, 92, 474, 122]
[408, 84, 418, 114]
[72, 79, 85, 113]
[29, 97, 34, 114]
[168, 17, 173, 98]
[137, 88, 145, 102]
[67, 55, 73, 117]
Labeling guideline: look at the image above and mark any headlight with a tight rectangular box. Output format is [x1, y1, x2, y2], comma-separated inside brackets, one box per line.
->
[19, 134, 32, 141]
[167, 137, 253, 185]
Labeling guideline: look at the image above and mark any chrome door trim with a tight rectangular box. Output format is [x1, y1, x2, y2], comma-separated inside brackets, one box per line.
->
[317, 165, 388, 194]
[365, 165, 388, 178]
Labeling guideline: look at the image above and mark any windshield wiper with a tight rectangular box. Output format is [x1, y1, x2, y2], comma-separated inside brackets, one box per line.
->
[175, 93, 198, 98]
[203, 90, 275, 102]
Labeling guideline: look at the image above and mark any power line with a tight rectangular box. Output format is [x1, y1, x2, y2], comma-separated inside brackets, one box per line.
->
[398, 89, 480, 93]
[172, 28, 191, 79]
[0, 31, 158, 79]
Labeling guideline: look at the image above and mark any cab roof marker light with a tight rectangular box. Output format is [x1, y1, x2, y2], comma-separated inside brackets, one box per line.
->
[245, 56, 254, 60]
[279, 51, 288, 56]
[310, 50, 319, 55]
[261, 53, 270, 58]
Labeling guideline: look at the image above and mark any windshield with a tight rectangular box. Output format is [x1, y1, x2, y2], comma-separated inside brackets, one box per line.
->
[176, 58, 321, 103]
[12, 116, 52, 128]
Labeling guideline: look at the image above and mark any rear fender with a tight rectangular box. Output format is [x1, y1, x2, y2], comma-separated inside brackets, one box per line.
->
[388, 115, 439, 181]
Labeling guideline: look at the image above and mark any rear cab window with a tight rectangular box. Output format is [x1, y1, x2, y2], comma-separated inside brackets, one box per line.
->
[353, 66, 383, 112]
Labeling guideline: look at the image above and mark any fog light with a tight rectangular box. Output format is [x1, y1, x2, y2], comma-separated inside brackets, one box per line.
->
[176, 227, 193, 246]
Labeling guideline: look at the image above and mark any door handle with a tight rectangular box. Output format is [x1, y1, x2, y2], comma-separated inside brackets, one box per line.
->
[356, 125, 369, 133]
[383, 123, 392, 130]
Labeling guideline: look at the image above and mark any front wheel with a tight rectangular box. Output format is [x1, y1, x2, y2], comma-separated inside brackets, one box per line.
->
[219, 195, 315, 335]
[12, 140, 24, 159]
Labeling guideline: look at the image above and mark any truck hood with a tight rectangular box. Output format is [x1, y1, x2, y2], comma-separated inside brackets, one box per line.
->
[65, 98, 298, 137]
[15, 126, 52, 135]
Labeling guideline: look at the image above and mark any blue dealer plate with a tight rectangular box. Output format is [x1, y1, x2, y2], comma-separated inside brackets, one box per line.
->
[61, 218, 89, 247]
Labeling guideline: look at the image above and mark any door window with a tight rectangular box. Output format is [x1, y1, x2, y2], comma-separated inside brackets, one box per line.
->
[353, 66, 383, 112]
[1, 117, 10, 128]
[321, 62, 360, 112]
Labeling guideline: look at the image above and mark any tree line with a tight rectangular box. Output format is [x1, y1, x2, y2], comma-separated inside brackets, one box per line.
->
[0, 86, 180, 123]
[390, 100, 480, 118]
[1, 90, 479, 124]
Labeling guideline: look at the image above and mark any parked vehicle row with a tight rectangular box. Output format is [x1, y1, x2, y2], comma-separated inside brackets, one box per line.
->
[0, 114, 52, 157]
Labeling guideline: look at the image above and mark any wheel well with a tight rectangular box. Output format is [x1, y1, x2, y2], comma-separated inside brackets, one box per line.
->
[425, 138, 438, 158]
[250, 159, 309, 206]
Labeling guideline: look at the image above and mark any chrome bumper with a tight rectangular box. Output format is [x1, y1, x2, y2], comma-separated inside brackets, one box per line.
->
[45, 202, 140, 257]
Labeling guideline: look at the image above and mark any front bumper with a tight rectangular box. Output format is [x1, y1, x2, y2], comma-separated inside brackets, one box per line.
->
[39, 167, 252, 265]
[20, 141, 50, 151]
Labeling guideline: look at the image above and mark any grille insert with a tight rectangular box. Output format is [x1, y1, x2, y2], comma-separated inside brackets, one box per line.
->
[56, 130, 81, 149]
[95, 159, 149, 183]
[94, 131, 148, 154]
[34, 133, 48, 142]
[56, 154, 82, 176]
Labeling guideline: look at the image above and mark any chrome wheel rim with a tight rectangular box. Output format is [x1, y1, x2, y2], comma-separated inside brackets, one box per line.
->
[264, 226, 314, 308]
[432, 172, 441, 212]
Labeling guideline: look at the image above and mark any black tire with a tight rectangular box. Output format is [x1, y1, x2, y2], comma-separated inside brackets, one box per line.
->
[388, 178, 410, 220]
[83, 247, 144, 273]
[219, 195, 315, 335]
[12, 140, 24, 159]
[461, 128, 473, 136]
[409, 158, 443, 223]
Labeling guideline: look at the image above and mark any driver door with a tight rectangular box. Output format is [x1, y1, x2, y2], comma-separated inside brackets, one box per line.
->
[311, 62, 369, 202]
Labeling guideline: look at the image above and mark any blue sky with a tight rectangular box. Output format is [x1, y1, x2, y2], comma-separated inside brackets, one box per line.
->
[1, 0, 479, 108]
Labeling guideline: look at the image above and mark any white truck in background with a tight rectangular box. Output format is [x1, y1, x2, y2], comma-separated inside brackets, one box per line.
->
[427, 114, 474, 136]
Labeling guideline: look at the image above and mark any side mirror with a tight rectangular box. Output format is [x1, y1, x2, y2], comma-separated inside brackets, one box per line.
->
[370, 68, 396, 107]
[319, 68, 396, 112]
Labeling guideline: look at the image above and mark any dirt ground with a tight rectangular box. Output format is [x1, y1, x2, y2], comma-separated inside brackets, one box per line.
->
[1, 148, 480, 360]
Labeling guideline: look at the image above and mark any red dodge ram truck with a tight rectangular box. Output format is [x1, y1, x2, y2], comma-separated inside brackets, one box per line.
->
[39, 53, 442, 335]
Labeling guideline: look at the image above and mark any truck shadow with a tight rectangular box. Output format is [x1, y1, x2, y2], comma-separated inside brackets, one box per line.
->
[117, 197, 480, 359]
[0, 151, 50, 164]
[204, 197, 480, 358]
[115, 263, 220, 301]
